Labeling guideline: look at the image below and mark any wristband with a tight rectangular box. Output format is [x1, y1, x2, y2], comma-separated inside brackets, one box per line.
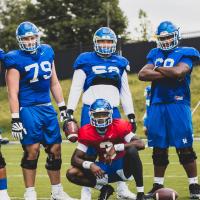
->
[11, 113, 19, 118]
[114, 143, 125, 151]
[82, 161, 93, 169]
[57, 101, 66, 107]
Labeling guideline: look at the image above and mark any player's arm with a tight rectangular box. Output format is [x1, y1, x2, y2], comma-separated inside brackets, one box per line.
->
[72, 143, 105, 178]
[138, 64, 165, 81]
[6, 68, 20, 114]
[66, 69, 86, 116]
[50, 62, 67, 121]
[155, 62, 191, 79]
[120, 70, 137, 132]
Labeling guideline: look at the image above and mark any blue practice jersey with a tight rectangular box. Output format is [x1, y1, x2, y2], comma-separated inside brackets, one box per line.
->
[0, 49, 5, 61]
[3, 44, 54, 107]
[147, 47, 200, 105]
[73, 52, 129, 92]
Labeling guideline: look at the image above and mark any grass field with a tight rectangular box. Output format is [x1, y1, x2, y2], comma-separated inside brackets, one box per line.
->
[0, 66, 200, 199]
[1, 141, 200, 200]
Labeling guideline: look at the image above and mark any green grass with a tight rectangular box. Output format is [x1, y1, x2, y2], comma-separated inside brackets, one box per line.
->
[2, 141, 200, 199]
[0, 66, 200, 138]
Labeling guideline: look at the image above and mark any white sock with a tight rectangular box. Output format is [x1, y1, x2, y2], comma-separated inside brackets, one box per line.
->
[154, 177, 164, 185]
[0, 189, 9, 196]
[189, 177, 198, 185]
[137, 186, 144, 193]
[81, 187, 91, 193]
[51, 183, 62, 193]
[26, 187, 35, 193]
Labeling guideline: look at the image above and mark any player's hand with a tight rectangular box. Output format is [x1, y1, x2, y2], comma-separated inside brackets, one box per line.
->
[58, 105, 67, 122]
[128, 113, 137, 133]
[11, 118, 27, 140]
[105, 146, 116, 165]
[90, 163, 105, 179]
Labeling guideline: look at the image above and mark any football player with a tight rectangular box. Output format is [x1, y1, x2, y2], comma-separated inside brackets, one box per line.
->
[138, 21, 200, 199]
[66, 99, 145, 200]
[0, 49, 10, 200]
[4, 21, 76, 200]
[65, 27, 137, 200]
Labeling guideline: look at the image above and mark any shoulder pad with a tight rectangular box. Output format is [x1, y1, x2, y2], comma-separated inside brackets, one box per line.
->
[146, 48, 160, 60]
[3, 51, 18, 69]
[113, 54, 129, 69]
[73, 52, 93, 70]
[176, 47, 200, 61]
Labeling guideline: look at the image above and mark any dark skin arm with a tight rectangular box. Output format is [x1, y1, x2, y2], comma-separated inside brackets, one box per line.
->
[155, 62, 190, 79]
[138, 64, 165, 81]
[71, 148, 105, 179]
[105, 135, 145, 164]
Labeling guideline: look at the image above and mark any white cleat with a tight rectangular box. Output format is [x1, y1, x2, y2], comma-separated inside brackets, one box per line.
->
[117, 182, 136, 200]
[24, 190, 37, 200]
[51, 186, 78, 200]
[81, 187, 92, 200]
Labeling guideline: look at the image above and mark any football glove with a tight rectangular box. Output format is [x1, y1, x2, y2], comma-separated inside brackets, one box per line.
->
[58, 105, 67, 122]
[11, 118, 27, 140]
[127, 113, 137, 133]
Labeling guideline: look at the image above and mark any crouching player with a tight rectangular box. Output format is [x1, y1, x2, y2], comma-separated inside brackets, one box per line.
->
[66, 99, 146, 200]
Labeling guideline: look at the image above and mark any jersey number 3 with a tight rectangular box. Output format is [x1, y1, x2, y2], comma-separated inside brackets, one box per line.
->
[25, 61, 52, 83]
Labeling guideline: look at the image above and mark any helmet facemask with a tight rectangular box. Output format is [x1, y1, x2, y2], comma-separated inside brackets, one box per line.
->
[90, 110, 112, 135]
[17, 34, 40, 52]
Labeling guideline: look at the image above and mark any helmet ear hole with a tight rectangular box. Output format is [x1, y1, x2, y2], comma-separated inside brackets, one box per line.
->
[93, 27, 117, 56]
[16, 21, 40, 52]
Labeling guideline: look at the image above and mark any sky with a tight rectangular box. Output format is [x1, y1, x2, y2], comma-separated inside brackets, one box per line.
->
[119, 0, 200, 38]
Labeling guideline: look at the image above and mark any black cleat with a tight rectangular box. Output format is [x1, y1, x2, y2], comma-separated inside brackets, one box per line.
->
[189, 183, 200, 199]
[145, 183, 164, 199]
[98, 185, 114, 200]
[137, 192, 146, 200]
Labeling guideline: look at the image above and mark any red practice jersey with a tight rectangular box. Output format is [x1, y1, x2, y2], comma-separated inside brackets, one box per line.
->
[78, 119, 134, 162]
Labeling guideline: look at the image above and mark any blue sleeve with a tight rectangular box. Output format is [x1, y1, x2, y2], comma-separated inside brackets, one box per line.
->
[146, 48, 158, 64]
[179, 57, 193, 69]
[3, 53, 17, 70]
[179, 47, 200, 61]
[73, 53, 85, 70]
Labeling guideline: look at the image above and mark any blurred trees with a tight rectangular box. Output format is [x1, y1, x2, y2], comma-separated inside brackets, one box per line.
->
[0, 0, 127, 50]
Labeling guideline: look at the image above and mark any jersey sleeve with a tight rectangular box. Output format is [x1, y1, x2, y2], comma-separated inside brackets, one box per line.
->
[73, 53, 88, 70]
[116, 119, 133, 139]
[179, 57, 193, 69]
[179, 47, 200, 61]
[3, 52, 18, 70]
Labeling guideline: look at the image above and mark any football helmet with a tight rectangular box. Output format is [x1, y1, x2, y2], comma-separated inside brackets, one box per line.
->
[93, 27, 117, 56]
[89, 99, 113, 132]
[16, 21, 40, 52]
[155, 21, 180, 51]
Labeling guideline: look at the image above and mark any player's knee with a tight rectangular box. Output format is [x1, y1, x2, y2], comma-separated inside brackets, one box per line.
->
[126, 146, 139, 158]
[45, 153, 62, 171]
[45, 144, 61, 159]
[0, 153, 6, 169]
[21, 150, 39, 170]
[152, 147, 169, 166]
[66, 167, 80, 183]
[176, 147, 197, 165]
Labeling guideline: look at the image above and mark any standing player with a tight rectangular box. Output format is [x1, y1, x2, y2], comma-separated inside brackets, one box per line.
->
[0, 49, 10, 200]
[4, 21, 75, 200]
[143, 85, 151, 136]
[138, 21, 200, 199]
[65, 27, 137, 200]
[66, 99, 145, 200]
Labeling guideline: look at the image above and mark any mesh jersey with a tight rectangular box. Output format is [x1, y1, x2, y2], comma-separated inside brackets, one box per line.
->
[3, 44, 54, 107]
[78, 119, 133, 162]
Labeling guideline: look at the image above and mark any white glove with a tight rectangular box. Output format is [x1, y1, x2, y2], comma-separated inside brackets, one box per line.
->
[11, 118, 27, 140]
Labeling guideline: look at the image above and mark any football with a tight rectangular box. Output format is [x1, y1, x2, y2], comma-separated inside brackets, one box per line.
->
[153, 188, 178, 200]
[63, 120, 79, 143]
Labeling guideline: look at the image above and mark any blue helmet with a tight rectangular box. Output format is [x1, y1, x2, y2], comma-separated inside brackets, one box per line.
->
[155, 21, 180, 51]
[89, 99, 113, 130]
[93, 27, 117, 56]
[16, 21, 40, 52]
